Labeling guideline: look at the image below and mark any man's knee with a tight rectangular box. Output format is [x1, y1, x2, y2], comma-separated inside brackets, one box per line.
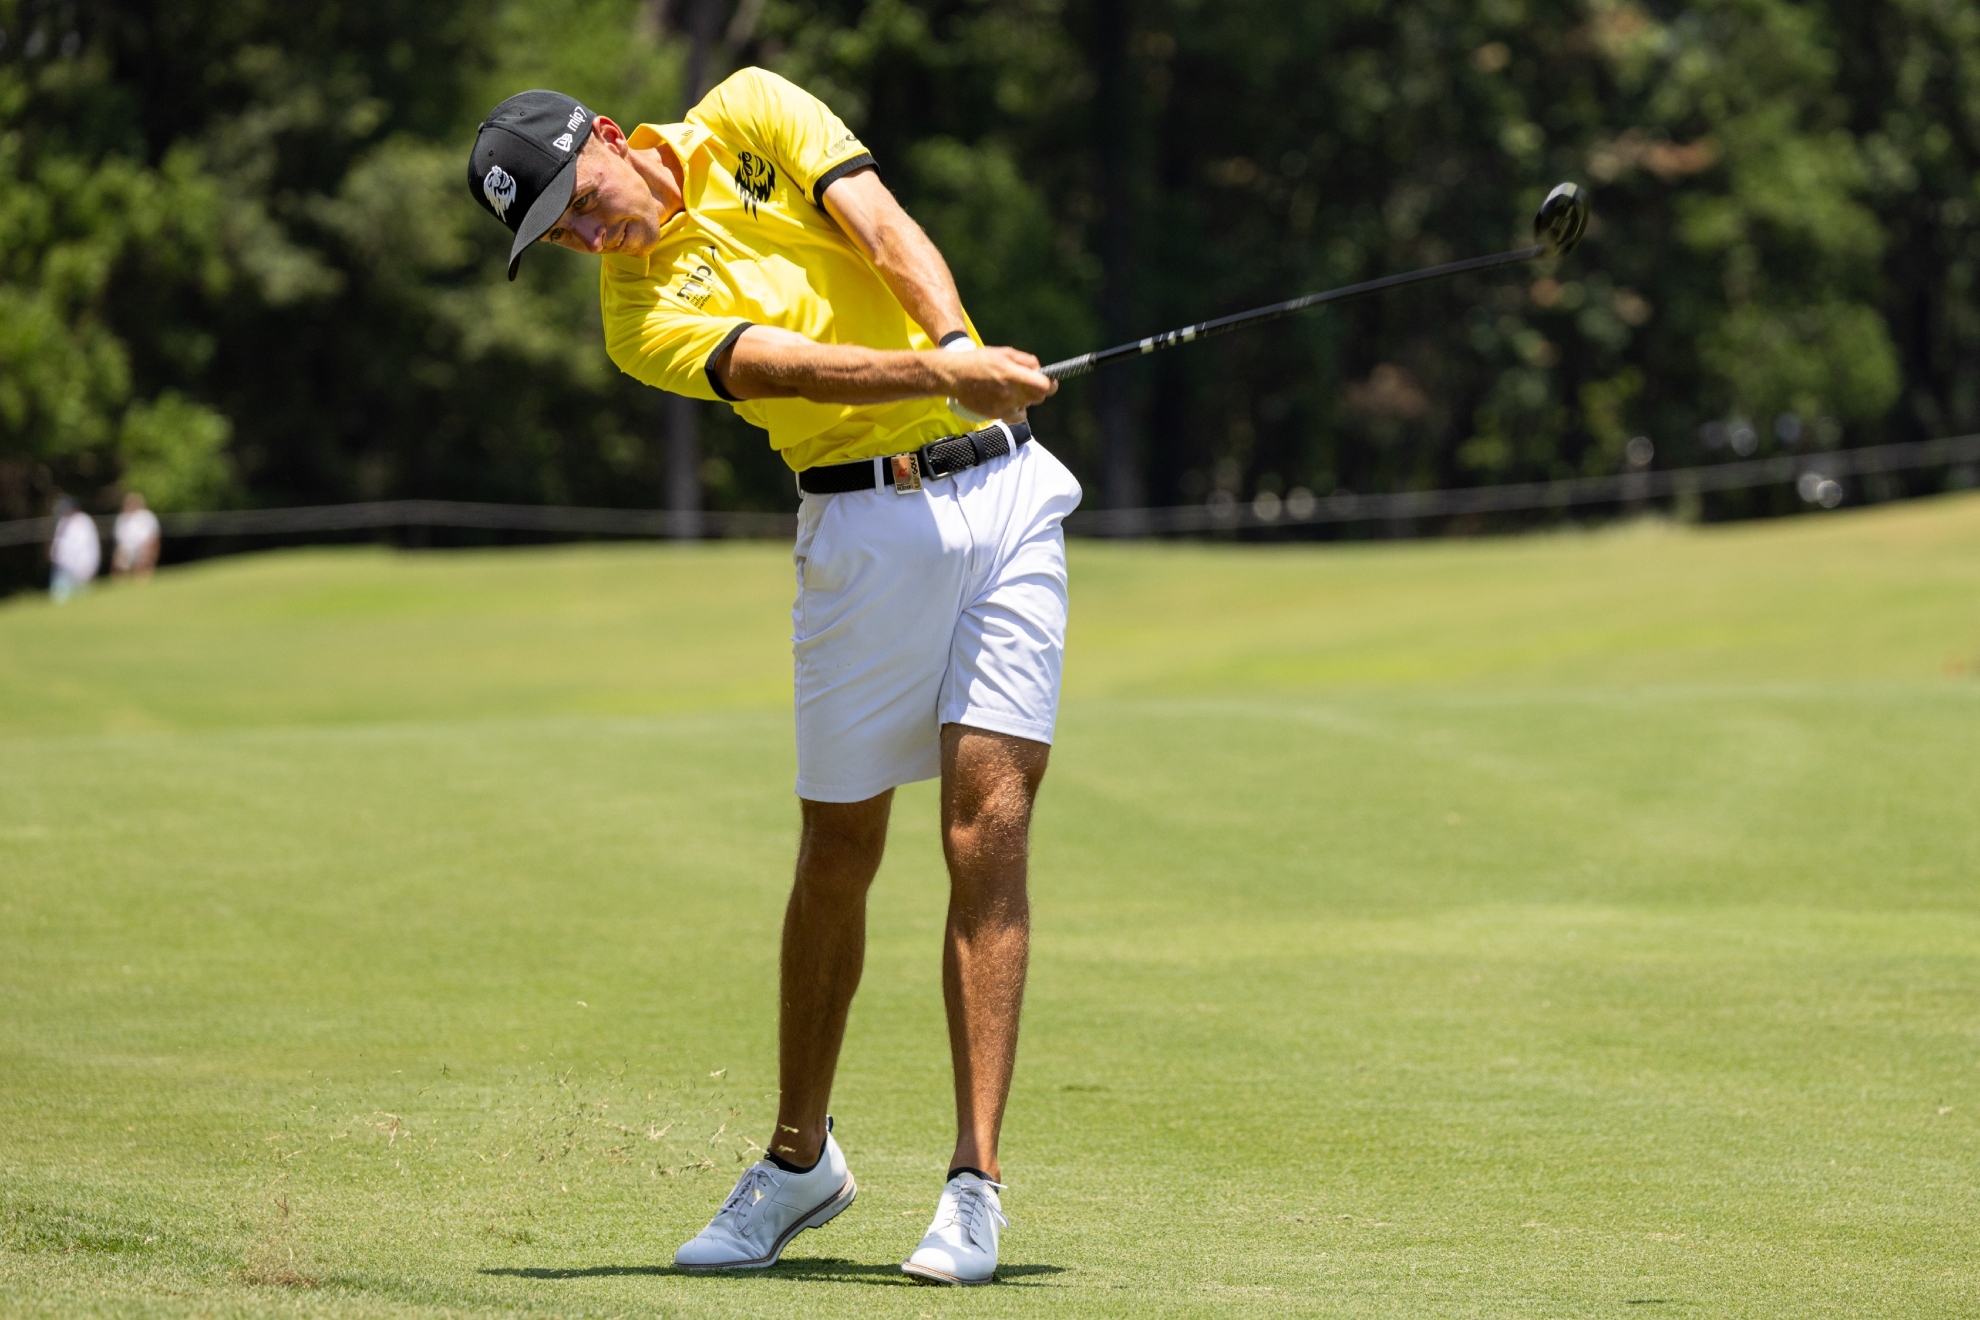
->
[795, 792, 892, 898]
[947, 785, 1034, 852]
[942, 726, 1048, 862]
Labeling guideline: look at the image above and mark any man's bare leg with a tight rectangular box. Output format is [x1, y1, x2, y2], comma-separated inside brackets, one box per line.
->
[940, 724, 1050, 1182]
[769, 791, 893, 1166]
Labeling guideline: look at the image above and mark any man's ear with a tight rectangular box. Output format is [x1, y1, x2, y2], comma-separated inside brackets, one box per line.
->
[591, 116, 629, 155]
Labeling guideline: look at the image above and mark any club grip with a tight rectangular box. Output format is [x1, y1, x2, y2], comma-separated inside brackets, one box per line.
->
[1042, 355, 1096, 381]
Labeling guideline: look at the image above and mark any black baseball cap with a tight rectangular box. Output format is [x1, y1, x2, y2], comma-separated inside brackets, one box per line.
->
[467, 90, 596, 279]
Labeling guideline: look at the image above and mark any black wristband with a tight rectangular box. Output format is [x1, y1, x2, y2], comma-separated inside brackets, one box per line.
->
[938, 330, 972, 348]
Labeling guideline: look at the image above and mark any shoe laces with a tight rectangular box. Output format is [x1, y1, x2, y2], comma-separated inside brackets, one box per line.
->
[714, 1164, 779, 1227]
[937, 1177, 1008, 1247]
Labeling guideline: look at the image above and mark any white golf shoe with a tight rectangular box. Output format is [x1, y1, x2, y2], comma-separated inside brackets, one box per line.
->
[901, 1171, 1007, 1286]
[672, 1121, 856, 1271]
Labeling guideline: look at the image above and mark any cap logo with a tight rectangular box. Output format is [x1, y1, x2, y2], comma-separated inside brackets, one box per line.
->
[483, 165, 517, 219]
[552, 132, 574, 152]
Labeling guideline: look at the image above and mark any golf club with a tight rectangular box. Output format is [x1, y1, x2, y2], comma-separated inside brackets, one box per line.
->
[1040, 182, 1590, 381]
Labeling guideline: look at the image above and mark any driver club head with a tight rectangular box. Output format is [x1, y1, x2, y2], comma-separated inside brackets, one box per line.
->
[1534, 182, 1589, 257]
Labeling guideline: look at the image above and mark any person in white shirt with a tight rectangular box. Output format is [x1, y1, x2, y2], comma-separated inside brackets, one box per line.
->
[113, 492, 162, 581]
[48, 499, 101, 603]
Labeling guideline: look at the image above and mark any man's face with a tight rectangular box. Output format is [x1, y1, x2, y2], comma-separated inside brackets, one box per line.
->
[540, 119, 665, 258]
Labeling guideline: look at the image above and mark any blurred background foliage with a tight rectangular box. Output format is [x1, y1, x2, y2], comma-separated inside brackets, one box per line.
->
[3, 0, 1979, 529]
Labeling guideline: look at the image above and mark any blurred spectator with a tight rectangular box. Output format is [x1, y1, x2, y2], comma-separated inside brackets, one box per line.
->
[49, 498, 102, 603]
[113, 492, 162, 581]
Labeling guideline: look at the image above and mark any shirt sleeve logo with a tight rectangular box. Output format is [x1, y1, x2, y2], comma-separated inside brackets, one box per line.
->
[482, 165, 517, 219]
[734, 152, 776, 218]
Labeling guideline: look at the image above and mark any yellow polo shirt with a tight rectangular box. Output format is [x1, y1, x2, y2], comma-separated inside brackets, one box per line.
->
[600, 67, 978, 472]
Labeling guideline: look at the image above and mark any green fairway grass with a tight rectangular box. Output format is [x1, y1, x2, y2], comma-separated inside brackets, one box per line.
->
[4, 499, 1979, 1317]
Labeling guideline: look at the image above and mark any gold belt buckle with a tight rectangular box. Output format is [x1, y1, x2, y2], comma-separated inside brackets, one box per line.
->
[889, 452, 922, 494]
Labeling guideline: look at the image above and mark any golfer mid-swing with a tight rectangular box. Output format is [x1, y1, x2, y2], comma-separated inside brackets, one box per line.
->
[468, 71, 1075, 1284]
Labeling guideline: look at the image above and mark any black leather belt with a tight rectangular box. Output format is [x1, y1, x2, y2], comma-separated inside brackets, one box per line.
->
[797, 421, 1031, 496]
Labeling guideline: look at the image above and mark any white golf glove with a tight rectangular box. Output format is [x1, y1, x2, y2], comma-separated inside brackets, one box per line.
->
[942, 334, 991, 424]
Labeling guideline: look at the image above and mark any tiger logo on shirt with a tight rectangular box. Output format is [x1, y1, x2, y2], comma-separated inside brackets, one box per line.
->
[735, 152, 776, 218]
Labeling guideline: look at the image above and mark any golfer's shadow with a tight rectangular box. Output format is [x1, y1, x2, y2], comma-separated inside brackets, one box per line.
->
[482, 1258, 1067, 1286]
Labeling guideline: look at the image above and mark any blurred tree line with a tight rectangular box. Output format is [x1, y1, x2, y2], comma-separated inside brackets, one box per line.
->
[4, 0, 1979, 535]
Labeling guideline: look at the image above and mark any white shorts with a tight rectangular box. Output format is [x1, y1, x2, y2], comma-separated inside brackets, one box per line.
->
[791, 437, 1084, 802]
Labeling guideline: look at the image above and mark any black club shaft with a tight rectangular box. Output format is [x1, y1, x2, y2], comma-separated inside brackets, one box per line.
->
[1041, 244, 1546, 381]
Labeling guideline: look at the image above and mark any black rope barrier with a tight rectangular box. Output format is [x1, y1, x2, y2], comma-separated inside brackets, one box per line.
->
[4, 433, 1977, 550]
[1070, 431, 1980, 536]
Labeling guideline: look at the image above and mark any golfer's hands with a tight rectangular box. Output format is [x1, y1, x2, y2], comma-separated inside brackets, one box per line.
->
[940, 346, 1056, 423]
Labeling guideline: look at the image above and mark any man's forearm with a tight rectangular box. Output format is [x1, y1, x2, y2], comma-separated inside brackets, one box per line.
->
[865, 215, 968, 346]
[821, 170, 969, 345]
[717, 326, 1053, 419]
[724, 330, 952, 405]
